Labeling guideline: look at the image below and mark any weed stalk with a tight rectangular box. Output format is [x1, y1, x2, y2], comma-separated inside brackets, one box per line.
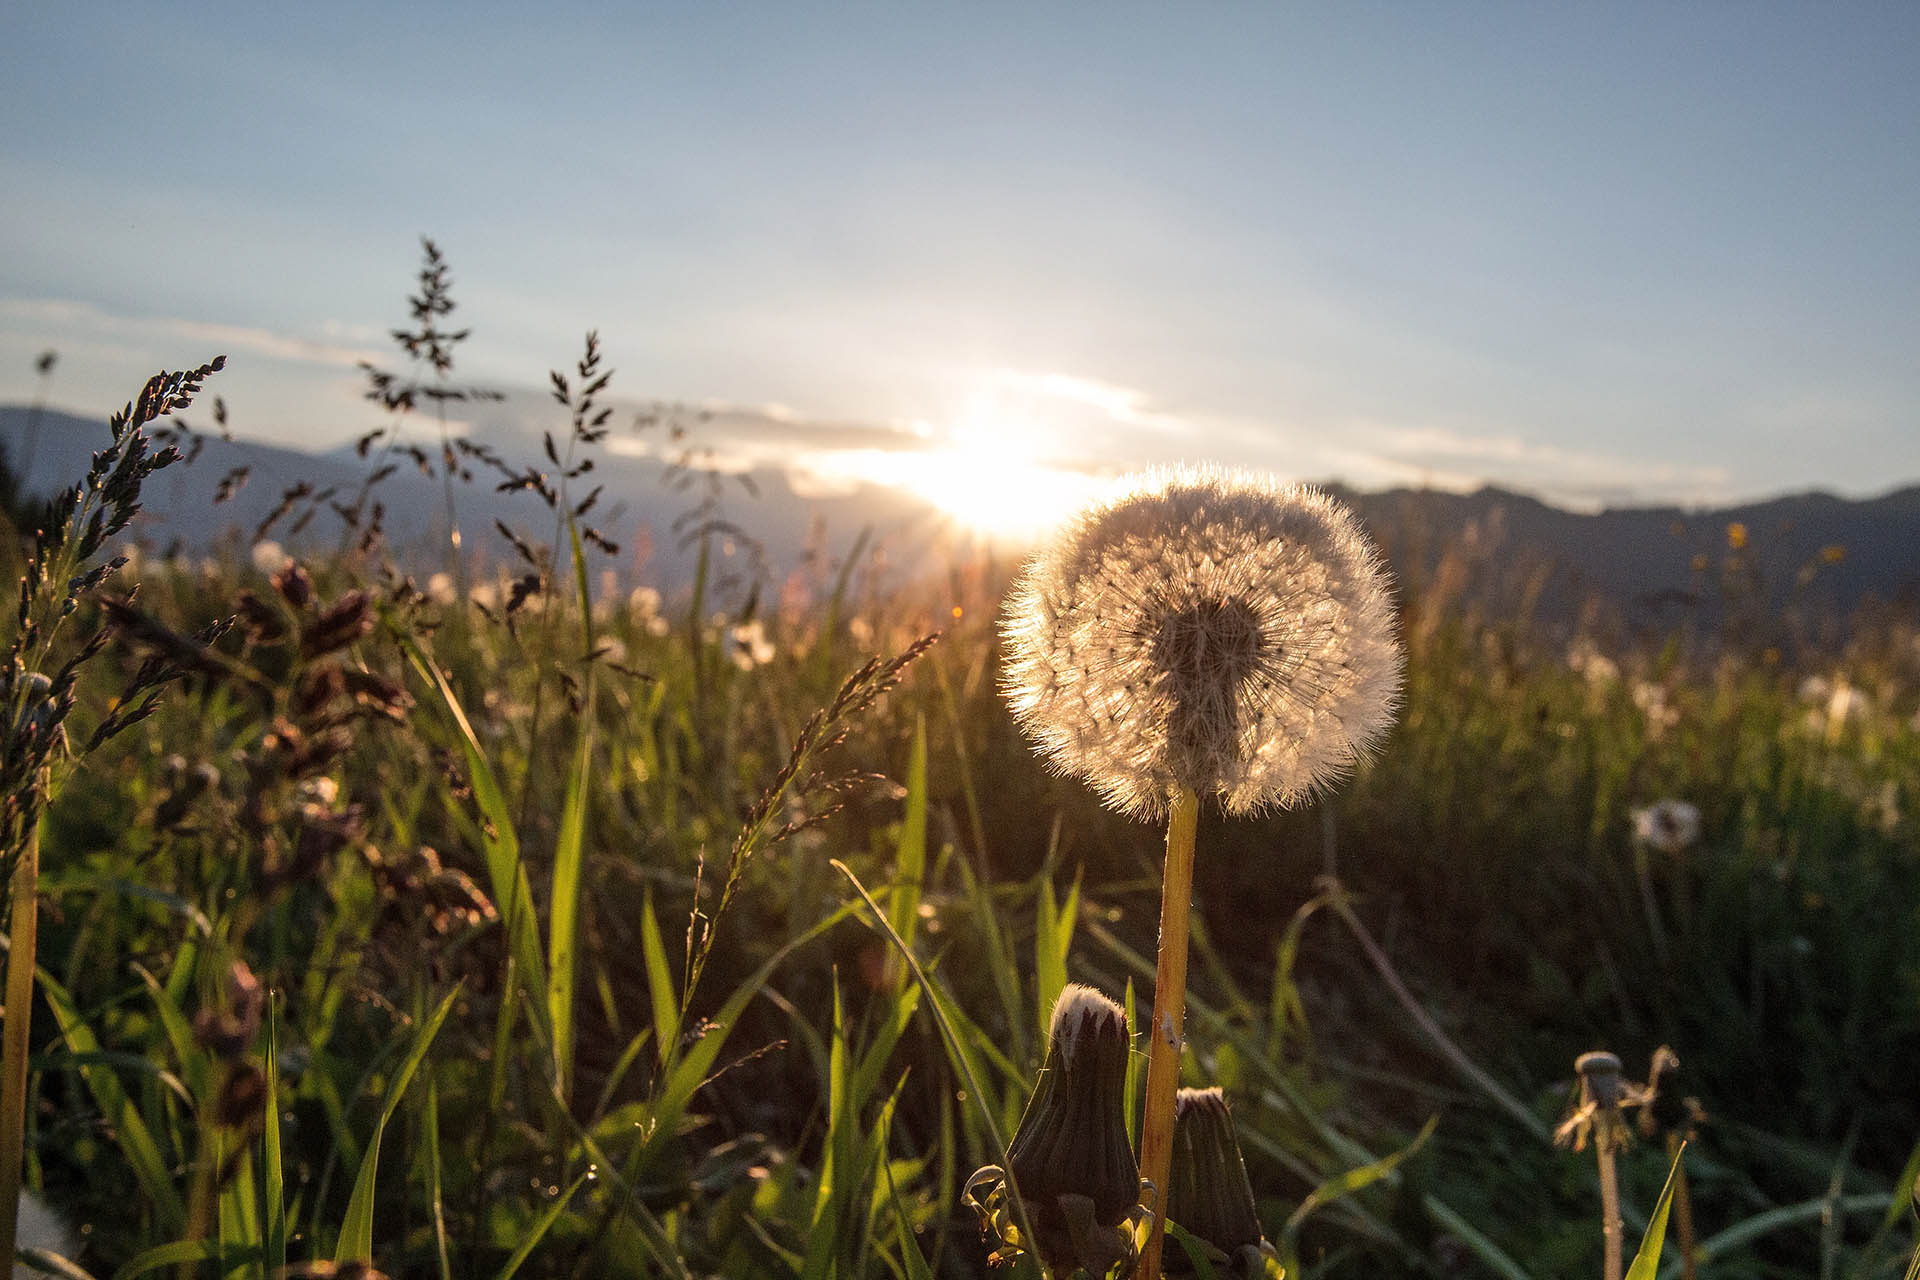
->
[0, 787, 41, 1274]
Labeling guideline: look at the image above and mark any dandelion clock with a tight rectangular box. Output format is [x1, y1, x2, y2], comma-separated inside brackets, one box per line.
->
[999, 467, 1402, 1278]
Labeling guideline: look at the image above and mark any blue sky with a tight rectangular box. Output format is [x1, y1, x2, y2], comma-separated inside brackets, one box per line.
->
[4, 3, 1918, 518]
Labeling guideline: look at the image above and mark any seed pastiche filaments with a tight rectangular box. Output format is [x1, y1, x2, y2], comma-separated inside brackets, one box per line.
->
[1002, 469, 1403, 818]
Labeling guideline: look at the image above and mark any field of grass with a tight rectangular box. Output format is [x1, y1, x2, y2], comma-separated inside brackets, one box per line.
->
[2, 346, 1918, 1279]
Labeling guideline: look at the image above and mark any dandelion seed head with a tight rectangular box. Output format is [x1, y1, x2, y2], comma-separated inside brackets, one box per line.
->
[1001, 467, 1402, 819]
[1631, 799, 1701, 855]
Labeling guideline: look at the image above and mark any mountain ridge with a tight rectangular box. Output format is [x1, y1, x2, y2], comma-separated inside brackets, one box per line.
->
[5, 404, 1916, 647]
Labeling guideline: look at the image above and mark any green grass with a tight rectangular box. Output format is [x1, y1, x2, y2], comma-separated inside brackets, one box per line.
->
[3, 377, 1919, 1278]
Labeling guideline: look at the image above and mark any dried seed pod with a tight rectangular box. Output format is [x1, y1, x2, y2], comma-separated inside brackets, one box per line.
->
[301, 591, 373, 657]
[192, 960, 264, 1058]
[214, 1062, 268, 1129]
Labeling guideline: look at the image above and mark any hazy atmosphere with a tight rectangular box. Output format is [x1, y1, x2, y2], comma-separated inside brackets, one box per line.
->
[4, 10, 1920, 1280]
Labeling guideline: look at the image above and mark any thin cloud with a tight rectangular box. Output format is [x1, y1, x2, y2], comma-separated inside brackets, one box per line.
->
[0, 298, 383, 369]
[983, 367, 1191, 435]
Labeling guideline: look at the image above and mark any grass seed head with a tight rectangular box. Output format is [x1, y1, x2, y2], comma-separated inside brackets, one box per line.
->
[1001, 467, 1402, 819]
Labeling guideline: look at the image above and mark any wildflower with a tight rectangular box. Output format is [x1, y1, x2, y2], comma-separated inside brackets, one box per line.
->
[1631, 800, 1701, 856]
[1003, 468, 1400, 1279]
[1000, 467, 1402, 820]
[1567, 639, 1620, 686]
[728, 619, 776, 671]
[250, 539, 292, 575]
[424, 571, 457, 605]
[1631, 681, 1679, 738]
[965, 984, 1147, 1277]
[1165, 1088, 1279, 1276]
[1825, 681, 1869, 726]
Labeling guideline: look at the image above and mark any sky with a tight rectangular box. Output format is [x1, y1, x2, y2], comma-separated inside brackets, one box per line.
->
[4, 3, 1919, 527]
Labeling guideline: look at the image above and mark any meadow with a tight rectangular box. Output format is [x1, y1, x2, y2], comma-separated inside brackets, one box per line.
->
[2, 312, 1918, 1279]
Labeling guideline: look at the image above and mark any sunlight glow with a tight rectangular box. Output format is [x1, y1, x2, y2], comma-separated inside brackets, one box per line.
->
[794, 371, 1133, 541]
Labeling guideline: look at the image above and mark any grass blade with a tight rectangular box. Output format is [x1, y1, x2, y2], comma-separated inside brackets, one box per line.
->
[1279, 1116, 1438, 1273]
[887, 717, 929, 958]
[1626, 1141, 1683, 1280]
[263, 995, 286, 1275]
[334, 984, 460, 1264]
[491, 1169, 590, 1280]
[39, 972, 186, 1232]
[639, 887, 680, 1070]
[398, 633, 551, 1047]
[547, 702, 594, 1100]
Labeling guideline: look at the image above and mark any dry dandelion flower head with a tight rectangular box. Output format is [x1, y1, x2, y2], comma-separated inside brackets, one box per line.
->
[1001, 467, 1402, 819]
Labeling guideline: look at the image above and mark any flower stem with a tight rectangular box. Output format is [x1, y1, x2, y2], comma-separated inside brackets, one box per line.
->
[1138, 784, 1199, 1280]
[0, 806, 42, 1273]
[1596, 1141, 1623, 1280]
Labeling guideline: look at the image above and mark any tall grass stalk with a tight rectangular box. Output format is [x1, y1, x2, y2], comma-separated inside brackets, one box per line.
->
[0, 794, 40, 1274]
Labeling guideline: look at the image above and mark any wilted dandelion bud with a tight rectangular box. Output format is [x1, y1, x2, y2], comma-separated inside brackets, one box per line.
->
[1001, 468, 1402, 819]
[965, 984, 1147, 1276]
[1556, 1050, 1645, 1155]
[1165, 1088, 1279, 1276]
[1639, 1045, 1704, 1141]
[1575, 1051, 1624, 1108]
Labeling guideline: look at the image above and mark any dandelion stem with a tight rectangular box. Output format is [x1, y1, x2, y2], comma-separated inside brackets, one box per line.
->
[1137, 783, 1199, 1280]
[1596, 1141, 1624, 1280]
[0, 796, 41, 1274]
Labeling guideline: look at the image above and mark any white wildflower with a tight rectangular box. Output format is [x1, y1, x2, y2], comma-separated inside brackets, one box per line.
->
[1568, 639, 1620, 686]
[1632, 681, 1679, 738]
[1797, 674, 1832, 705]
[425, 572, 457, 606]
[249, 540, 291, 576]
[1000, 467, 1402, 819]
[728, 619, 776, 671]
[1826, 682, 1869, 726]
[1631, 800, 1701, 855]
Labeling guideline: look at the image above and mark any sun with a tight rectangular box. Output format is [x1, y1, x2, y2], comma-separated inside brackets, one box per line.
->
[899, 444, 1107, 542]
[792, 375, 1123, 541]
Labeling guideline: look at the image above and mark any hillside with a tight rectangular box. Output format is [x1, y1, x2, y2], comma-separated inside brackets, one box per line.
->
[6, 404, 1917, 646]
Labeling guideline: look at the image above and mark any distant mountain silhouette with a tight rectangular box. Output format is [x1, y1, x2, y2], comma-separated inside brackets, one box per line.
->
[0, 404, 961, 596]
[6, 403, 1916, 649]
